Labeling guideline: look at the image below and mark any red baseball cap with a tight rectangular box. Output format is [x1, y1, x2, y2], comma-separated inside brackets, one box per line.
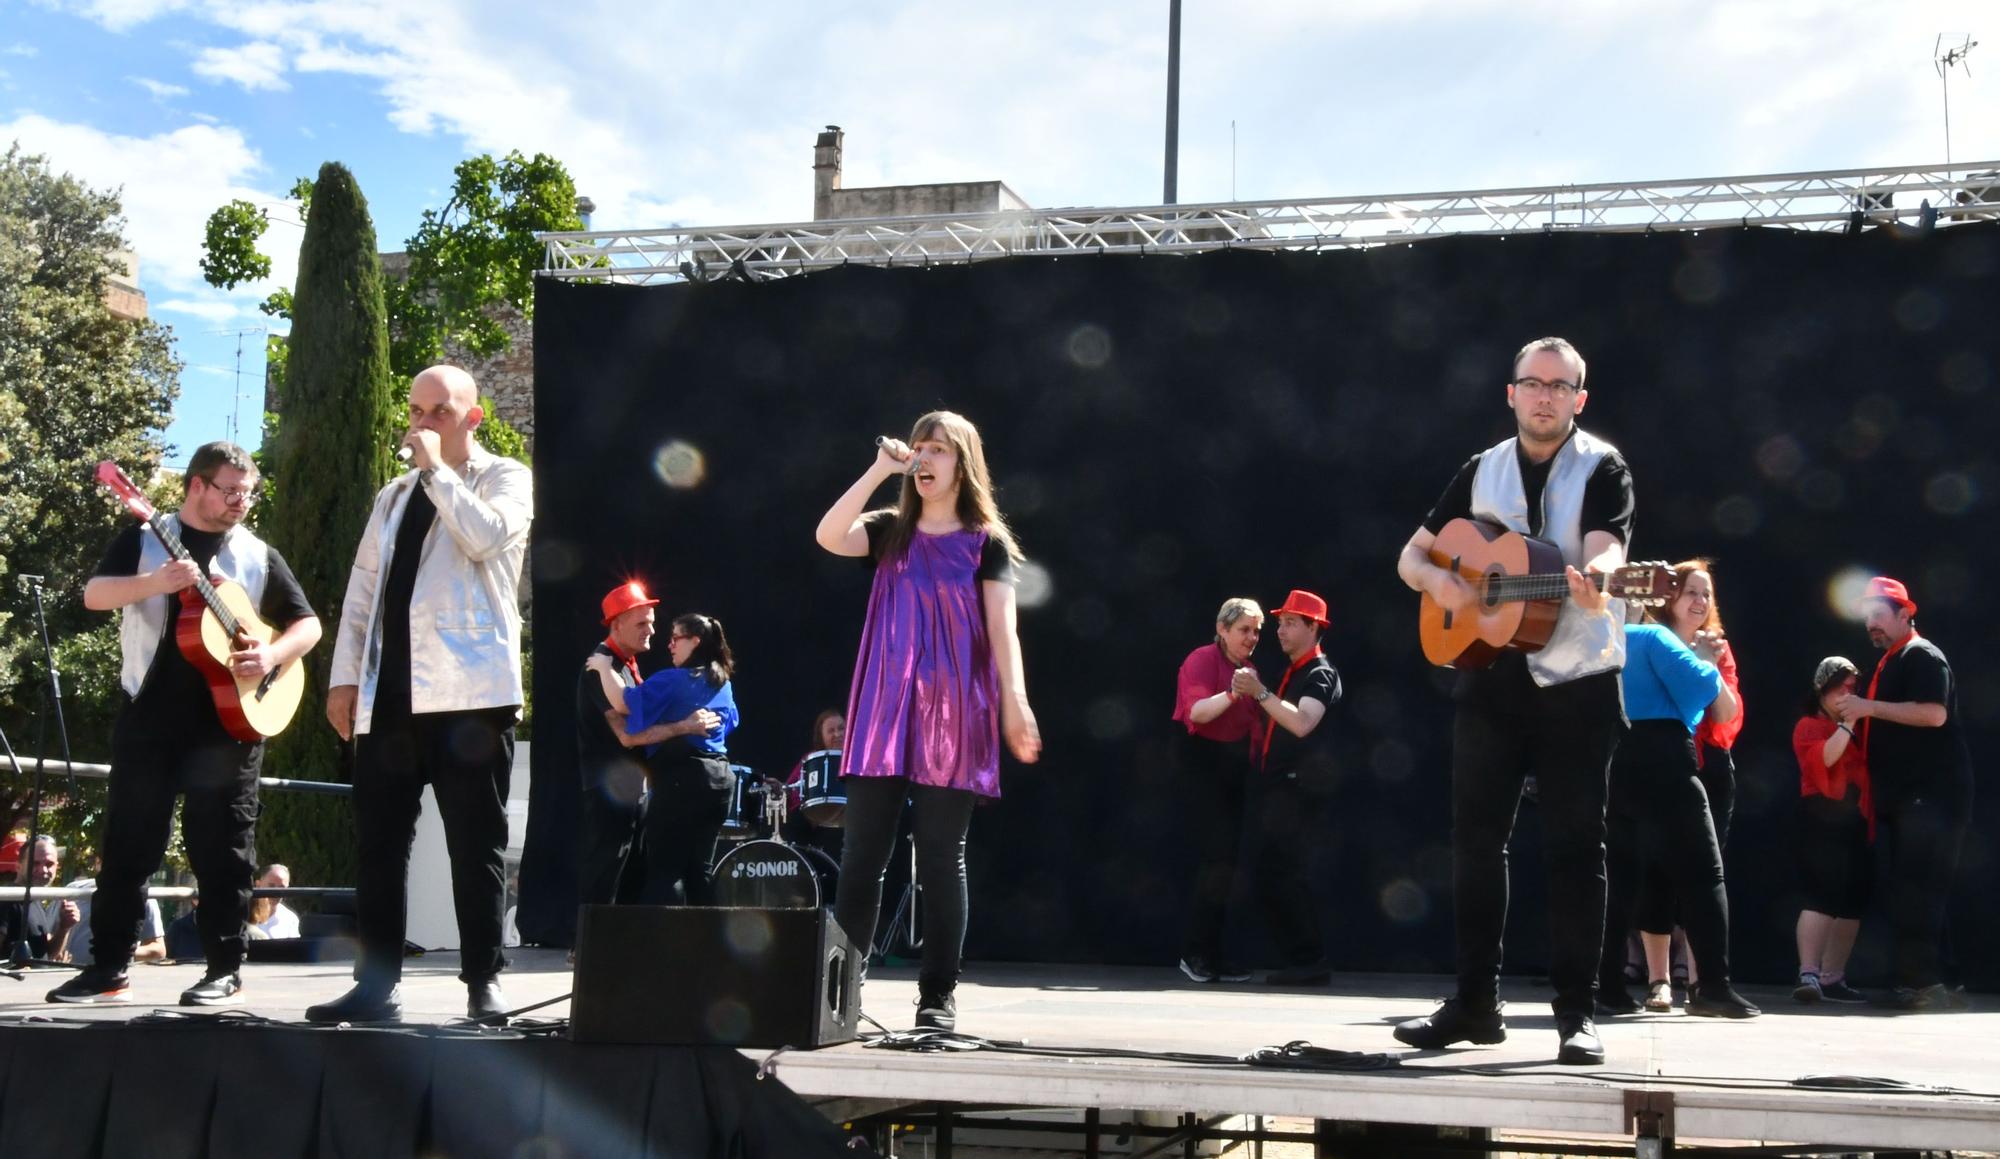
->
[1858, 576, 1917, 614]
[600, 581, 660, 625]
[1272, 589, 1330, 625]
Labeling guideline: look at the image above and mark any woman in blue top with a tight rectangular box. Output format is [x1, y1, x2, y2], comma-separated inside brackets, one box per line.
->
[621, 613, 740, 906]
[1596, 615, 1759, 1019]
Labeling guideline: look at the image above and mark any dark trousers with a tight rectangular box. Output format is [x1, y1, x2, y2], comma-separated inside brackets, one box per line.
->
[1250, 769, 1326, 967]
[92, 707, 261, 974]
[353, 707, 514, 988]
[836, 777, 976, 991]
[1877, 794, 1968, 990]
[1451, 671, 1623, 1016]
[1601, 721, 1732, 990]
[1635, 745, 1734, 933]
[1176, 732, 1250, 963]
[578, 756, 648, 908]
[639, 752, 733, 905]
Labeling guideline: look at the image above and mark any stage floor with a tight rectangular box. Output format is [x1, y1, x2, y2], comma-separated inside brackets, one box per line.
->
[4, 951, 1996, 1152]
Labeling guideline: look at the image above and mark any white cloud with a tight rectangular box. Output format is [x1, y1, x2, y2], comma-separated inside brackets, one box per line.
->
[155, 297, 250, 321]
[127, 75, 190, 99]
[0, 113, 300, 311]
[191, 41, 287, 92]
[4, 43, 40, 57]
[46, 0, 196, 33]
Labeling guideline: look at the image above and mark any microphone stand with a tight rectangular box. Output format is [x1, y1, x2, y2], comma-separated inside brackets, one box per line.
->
[8, 575, 80, 973]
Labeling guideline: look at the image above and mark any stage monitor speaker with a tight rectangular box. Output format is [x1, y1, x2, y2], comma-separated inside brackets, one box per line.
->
[570, 905, 860, 1048]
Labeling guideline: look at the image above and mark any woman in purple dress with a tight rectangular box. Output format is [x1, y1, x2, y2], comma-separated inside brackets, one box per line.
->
[814, 411, 1041, 1031]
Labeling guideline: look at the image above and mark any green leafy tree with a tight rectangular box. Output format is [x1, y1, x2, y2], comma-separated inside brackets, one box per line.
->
[254, 161, 400, 887]
[0, 144, 180, 839]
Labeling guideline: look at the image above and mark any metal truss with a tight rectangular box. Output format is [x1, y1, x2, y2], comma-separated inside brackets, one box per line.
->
[543, 161, 2000, 284]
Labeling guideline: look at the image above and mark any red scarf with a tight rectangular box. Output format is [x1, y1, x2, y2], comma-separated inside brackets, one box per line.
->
[1256, 647, 1324, 769]
[603, 636, 641, 685]
[1860, 627, 1918, 755]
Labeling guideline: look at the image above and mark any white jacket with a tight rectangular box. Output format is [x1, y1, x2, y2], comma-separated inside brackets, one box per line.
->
[330, 442, 533, 734]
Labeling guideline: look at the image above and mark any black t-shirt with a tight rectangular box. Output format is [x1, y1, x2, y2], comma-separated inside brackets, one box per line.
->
[1421, 436, 1635, 545]
[577, 642, 639, 782]
[1260, 653, 1342, 782]
[0, 898, 62, 959]
[94, 522, 316, 722]
[1866, 635, 1974, 810]
[372, 484, 439, 722]
[860, 510, 1017, 583]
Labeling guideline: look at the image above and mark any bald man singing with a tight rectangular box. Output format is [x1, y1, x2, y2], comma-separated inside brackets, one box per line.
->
[309, 365, 534, 1024]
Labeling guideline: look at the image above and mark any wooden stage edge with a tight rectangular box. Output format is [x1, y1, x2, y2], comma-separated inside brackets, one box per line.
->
[3, 950, 1996, 1152]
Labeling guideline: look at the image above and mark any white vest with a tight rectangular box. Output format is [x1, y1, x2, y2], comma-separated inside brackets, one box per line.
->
[118, 516, 271, 697]
[1468, 428, 1627, 686]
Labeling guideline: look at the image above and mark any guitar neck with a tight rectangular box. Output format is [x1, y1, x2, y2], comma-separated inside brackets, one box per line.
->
[146, 515, 242, 638]
[1480, 570, 1612, 605]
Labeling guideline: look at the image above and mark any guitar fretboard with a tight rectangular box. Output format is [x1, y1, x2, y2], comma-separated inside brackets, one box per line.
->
[147, 515, 243, 639]
[1481, 572, 1616, 604]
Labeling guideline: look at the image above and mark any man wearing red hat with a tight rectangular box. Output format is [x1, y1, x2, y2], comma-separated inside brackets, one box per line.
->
[1230, 589, 1342, 987]
[1840, 576, 1973, 1011]
[576, 582, 660, 914]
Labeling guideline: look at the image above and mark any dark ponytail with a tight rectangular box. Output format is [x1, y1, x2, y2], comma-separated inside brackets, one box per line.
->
[674, 613, 735, 689]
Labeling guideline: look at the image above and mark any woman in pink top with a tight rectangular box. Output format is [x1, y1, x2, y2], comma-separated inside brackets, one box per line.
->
[1172, 597, 1265, 984]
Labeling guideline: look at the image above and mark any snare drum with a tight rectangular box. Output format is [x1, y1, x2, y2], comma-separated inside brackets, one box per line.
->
[711, 840, 839, 908]
[799, 749, 846, 827]
[718, 765, 766, 841]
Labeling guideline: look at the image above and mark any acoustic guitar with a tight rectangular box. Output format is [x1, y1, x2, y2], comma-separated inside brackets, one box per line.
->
[95, 461, 305, 741]
[1419, 517, 1675, 669]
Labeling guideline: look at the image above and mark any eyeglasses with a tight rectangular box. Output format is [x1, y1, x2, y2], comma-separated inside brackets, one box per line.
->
[202, 478, 260, 505]
[1510, 377, 1581, 398]
[668, 633, 692, 644]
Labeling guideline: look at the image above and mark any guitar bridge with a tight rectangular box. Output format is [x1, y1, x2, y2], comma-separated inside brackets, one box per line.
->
[1441, 554, 1462, 629]
[255, 664, 281, 701]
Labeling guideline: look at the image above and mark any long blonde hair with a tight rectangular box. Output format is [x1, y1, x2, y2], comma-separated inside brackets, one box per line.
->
[873, 410, 1023, 565]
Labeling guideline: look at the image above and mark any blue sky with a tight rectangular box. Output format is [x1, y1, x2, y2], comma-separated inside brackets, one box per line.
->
[3, 0, 1993, 467]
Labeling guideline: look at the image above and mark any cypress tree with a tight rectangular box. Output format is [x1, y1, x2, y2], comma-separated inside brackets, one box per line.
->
[259, 162, 398, 887]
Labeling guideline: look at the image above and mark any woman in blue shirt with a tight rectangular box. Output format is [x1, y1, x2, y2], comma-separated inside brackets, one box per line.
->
[622, 613, 740, 905]
[1597, 617, 1759, 1019]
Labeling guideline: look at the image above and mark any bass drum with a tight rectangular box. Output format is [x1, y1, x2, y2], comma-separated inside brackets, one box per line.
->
[711, 840, 838, 909]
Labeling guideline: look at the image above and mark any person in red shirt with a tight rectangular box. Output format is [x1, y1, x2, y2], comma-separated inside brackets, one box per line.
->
[1172, 597, 1264, 983]
[1790, 656, 1872, 1004]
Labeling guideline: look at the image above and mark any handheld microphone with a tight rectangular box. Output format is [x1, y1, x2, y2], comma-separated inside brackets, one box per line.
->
[395, 444, 414, 465]
[873, 436, 918, 475]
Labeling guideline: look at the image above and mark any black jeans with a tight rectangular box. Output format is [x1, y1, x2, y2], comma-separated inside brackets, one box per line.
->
[835, 776, 976, 991]
[578, 755, 648, 908]
[1601, 721, 1732, 990]
[1176, 731, 1250, 963]
[1450, 669, 1624, 1016]
[91, 706, 261, 975]
[1876, 793, 1969, 990]
[1250, 768, 1326, 967]
[352, 707, 514, 988]
[639, 751, 733, 906]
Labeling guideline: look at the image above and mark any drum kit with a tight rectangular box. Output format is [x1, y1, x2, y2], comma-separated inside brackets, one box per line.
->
[711, 749, 848, 910]
[707, 748, 921, 958]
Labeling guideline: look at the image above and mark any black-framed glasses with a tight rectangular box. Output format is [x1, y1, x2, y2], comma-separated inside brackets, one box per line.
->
[1510, 376, 1581, 398]
[201, 477, 261, 505]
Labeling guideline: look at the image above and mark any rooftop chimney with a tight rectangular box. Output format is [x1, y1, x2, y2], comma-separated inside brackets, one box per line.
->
[575, 195, 597, 230]
[813, 125, 844, 221]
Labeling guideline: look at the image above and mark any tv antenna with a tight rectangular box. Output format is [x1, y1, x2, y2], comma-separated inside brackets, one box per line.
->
[1935, 35, 1978, 165]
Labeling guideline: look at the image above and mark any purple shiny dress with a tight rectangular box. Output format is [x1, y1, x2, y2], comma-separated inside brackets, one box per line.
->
[843, 528, 1002, 798]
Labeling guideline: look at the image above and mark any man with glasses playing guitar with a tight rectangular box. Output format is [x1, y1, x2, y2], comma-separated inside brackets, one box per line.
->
[1392, 337, 1641, 1066]
[51, 442, 321, 1007]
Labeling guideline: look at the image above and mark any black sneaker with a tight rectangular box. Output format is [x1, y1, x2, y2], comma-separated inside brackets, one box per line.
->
[305, 983, 403, 1024]
[1556, 1013, 1605, 1065]
[1791, 973, 1823, 1004]
[468, 979, 508, 1021]
[180, 970, 244, 1007]
[1818, 980, 1867, 1004]
[1264, 961, 1332, 987]
[1212, 960, 1253, 983]
[1392, 998, 1505, 1048]
[1178, 956, 1218, 983]
[46, 970, 131, 1004]
[914, 987, 957, 1031]
[1687, 985, 1760, 1019]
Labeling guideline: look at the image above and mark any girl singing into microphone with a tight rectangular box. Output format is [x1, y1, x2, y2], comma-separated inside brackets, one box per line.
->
[814, 411, 1041, 1031]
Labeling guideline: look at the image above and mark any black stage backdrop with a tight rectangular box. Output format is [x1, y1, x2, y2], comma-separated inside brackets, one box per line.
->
[523, 226, 1999, 990]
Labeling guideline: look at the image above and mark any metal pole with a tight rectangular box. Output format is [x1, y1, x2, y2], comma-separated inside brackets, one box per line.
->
[1164, 0, 1182, 204]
